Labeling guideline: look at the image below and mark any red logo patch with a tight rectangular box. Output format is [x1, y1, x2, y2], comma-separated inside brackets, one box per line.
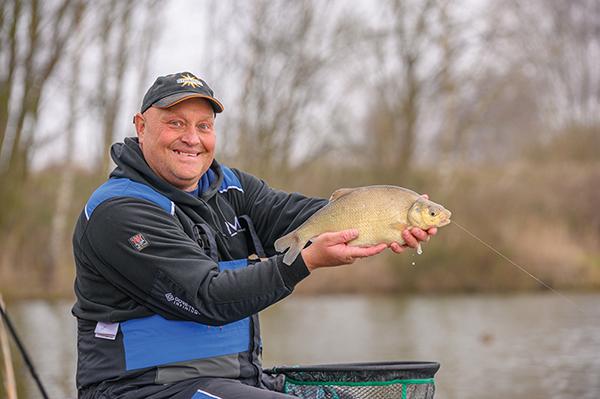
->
[128, 233, 150, 251]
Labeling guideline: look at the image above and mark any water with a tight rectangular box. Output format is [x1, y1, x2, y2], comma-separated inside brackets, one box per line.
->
[4, 293, 600, 398]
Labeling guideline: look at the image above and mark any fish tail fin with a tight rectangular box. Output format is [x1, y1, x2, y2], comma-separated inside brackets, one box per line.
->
[274, 231, 304, 266]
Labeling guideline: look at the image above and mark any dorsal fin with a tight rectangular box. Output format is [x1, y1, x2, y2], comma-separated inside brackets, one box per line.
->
[329, 187, 359, 202]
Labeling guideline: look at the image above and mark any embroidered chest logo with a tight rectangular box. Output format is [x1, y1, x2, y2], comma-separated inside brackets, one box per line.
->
[128, 233, 150, 251]
[225, 216, 245, 237]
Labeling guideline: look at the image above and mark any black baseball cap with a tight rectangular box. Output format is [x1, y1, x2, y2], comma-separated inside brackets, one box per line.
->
[140, 72, 224, 114]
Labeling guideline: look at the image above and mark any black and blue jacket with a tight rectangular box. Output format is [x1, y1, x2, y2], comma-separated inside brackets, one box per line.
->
[72, 137, 326, 398]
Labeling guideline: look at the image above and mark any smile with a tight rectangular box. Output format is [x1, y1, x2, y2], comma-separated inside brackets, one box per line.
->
[173, 150, 199, 157]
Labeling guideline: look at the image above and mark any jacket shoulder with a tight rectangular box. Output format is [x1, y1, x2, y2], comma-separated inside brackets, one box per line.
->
[85, 178, 174, 219]
[218, 165, 244, 194]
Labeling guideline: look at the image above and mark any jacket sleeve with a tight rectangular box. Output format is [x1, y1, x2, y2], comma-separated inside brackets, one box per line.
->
[232, 169, 329, 255]
[83, 197, 308, 326]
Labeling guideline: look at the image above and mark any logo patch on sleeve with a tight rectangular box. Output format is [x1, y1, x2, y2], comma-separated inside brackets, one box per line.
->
[128, 233, 150, 251]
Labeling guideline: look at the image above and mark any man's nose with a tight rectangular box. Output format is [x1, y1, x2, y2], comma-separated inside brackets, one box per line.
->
[180, 128, 201, 145]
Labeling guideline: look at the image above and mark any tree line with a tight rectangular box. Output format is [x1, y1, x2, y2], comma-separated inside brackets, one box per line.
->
[0, 0, 598, 297]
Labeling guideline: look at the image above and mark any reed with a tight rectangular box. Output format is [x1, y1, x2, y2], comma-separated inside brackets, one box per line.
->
[0, 294, 17, 399]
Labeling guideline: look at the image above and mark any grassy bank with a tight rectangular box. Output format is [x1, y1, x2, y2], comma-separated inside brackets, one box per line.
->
[0, 160, 598, 300]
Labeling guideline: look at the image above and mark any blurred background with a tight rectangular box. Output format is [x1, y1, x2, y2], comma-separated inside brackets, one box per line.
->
[0, 0, 598, 398]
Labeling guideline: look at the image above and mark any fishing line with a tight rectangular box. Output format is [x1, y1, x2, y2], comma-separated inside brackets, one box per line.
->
[451, 221, 586, 315]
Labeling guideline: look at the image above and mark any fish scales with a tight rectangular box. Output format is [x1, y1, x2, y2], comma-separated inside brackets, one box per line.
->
[304, 187, 415, 246]
[274, 185, 451, 265]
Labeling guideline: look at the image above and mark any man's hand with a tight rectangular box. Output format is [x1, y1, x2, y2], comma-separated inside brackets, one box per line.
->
[301, 229, 387, 271]
[388, 227, 437, 253]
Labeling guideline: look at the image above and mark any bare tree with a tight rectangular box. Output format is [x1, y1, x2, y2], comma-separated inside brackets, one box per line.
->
[0, 0, 86, 178]
[435, 0, 544, 165]
[361, 0, 555, 170]
[510, 0, 600, 129]
[0, 0, 86, 236]
[0, 0, 20, 157]
[206, 0, 355, 185]
[0, 0, 160, 290]
[476, 0, 600, 158]
[134, 2, 160, 105]
[45, 1, 160, 285]
[47, 27, 87, 288]
[88, 0, 161, 176]
[364, 0, 439, 178]
[94, 1, 134, 176]
[433, 0, 497, 165]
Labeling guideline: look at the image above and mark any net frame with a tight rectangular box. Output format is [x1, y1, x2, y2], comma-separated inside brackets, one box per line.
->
[264, 361, 440, 399]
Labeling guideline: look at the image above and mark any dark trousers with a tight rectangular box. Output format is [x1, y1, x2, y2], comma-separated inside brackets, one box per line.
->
[189, 377, 297, 399]
[80, 374, 295, 399]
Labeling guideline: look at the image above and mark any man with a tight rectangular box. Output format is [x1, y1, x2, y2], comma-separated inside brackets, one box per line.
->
[72, 72, 435, 399]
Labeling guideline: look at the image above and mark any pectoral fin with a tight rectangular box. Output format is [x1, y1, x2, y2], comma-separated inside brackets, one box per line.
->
[329, 188, 359, 201]
[390, 222, 408, 231]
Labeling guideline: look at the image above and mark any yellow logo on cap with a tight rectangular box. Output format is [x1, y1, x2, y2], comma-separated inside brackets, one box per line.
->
[177, 74, 203, 88]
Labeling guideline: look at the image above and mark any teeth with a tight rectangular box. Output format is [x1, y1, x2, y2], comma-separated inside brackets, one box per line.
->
[174, 150, 198, 157]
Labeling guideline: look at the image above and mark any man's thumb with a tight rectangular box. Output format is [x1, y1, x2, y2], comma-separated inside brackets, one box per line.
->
[328, 229, 359, 244]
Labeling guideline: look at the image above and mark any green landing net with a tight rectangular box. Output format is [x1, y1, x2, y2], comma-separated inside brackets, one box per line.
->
[265, 361, 440, 399]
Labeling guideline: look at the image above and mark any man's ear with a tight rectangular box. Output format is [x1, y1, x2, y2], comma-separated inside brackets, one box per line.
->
[133, 113, 145, 143]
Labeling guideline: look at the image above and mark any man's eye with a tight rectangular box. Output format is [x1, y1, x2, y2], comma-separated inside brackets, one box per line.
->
[169, 120, 184, 127]
[198, 123, 211, 130]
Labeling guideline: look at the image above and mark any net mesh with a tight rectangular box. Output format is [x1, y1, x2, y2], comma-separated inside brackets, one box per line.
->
[283, 378, 434, 399]
[265, 361, 439, 399]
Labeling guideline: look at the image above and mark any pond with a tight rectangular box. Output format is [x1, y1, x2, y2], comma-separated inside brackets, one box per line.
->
[3, 292, 599, 398]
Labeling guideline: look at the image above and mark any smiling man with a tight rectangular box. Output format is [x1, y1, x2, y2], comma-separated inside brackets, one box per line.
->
[135, 100, 217, 191]
[71, 72, 435, 399]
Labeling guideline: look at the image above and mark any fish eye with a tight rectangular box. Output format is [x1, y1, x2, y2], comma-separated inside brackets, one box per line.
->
[430, 211, 436, 217]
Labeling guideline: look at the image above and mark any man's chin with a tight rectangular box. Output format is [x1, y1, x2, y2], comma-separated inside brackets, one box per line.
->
[170, 171, 206, 191]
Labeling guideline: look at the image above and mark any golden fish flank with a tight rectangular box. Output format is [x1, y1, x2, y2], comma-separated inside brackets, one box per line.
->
[274, 185, 452, 265]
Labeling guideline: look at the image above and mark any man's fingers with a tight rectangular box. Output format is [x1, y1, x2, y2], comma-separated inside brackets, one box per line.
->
[347, 243, 387, 258]
[389, 242, 405, 253]
[410, 227, 429, 242]
[402, 229, 419, 248]
[319, 229, 359, 245]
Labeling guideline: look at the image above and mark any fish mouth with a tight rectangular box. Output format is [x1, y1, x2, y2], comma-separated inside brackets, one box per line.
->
[438, 211, 452, 227]
[439, 218, 451, 227]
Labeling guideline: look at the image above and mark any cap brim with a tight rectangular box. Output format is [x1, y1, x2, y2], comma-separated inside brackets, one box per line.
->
[153, 92, 224, 113]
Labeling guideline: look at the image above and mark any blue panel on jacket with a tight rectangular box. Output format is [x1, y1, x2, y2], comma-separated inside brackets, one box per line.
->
[219, 166, 243, 193]
[218, 259, 248, 271]
[85, 178, 174, 219]
[121, 315, 251, 371]
[198, 165, 243, 194]
[120, 259, 250, 370]
[192, 390, 223, 399]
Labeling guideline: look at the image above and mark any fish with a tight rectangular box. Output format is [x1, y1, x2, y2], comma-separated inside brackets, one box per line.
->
[274, 185, 452, 265]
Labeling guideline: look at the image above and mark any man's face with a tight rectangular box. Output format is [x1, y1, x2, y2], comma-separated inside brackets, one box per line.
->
[134, 98, 216, 191]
